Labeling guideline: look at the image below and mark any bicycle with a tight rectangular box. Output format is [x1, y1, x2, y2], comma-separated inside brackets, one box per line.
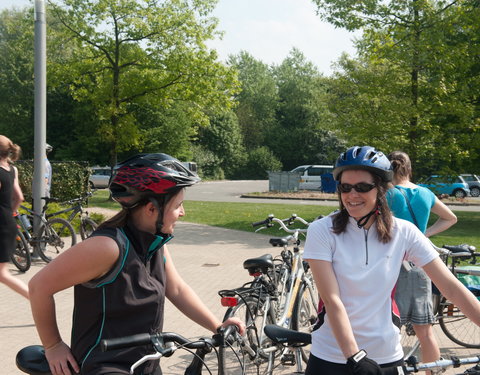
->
[264, 325, 480, 374]
[17, 198, 77, 263]
[44, 192, 98, 240]
[218, 214, 318, 374]
[400, 242, 480, 359]
[9, 215, 31, 272]
[16, 326, 239, 375]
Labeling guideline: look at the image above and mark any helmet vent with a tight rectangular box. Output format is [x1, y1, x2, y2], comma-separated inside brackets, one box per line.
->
[352, 147, 361, 158]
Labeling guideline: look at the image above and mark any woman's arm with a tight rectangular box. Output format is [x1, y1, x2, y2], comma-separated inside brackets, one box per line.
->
[425, 197, 457, 238]
[29, 236, 120, 375]
[307, 259, 359, 359]
[12, 166, 24, 212]
[423, 257, 480, 326]
[164, 246, 244, 334]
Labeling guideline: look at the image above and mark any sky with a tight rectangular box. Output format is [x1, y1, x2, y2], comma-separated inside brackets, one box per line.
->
[0, 0, 358, 76]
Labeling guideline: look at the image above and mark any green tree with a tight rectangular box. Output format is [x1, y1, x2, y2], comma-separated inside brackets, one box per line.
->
[311, 0, 480, 176]
[0, 8, 34, 150]
[271, 49, 343, 169]
[49, 0, 239, 166]
[228, 52, 278, 150]
[197, 110, 246, 179]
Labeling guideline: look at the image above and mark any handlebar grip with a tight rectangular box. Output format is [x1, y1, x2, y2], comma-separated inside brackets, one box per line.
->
[101, 333, 152, 352]
[252, 219, 269, 227]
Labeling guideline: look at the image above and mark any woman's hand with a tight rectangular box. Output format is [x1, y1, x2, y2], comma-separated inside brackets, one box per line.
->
[44, 341, 79, 375]
[220, 317, 246, 336]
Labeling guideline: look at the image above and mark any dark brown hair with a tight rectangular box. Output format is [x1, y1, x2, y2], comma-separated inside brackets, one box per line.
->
[388, 151, 412, 182]
[332, 172, 393, 243]
[97, 191, 177, 230]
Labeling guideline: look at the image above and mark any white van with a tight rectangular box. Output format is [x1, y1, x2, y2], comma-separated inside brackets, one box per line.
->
[290, 165, 334, 190]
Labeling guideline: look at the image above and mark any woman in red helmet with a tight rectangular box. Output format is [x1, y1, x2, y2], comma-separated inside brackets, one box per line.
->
[29, 153, 245, 375]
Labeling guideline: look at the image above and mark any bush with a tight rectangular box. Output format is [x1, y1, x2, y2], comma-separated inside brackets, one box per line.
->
[238, 147, 282, 179]
[16, 160, 90, 202]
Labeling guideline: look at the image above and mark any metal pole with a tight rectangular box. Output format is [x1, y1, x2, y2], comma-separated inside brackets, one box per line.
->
[33, 0, 47, 240]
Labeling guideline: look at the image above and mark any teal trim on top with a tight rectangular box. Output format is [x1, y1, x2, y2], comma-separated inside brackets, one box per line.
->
[97, 228, 130, 288]
[81, 287, 107, 368]
[146, 234, 172, 261]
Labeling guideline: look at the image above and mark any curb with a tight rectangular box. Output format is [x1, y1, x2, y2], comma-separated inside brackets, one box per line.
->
[240, 194, 480, 206]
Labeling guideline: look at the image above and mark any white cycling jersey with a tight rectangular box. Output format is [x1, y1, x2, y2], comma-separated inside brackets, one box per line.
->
[304, 215, 438, 364]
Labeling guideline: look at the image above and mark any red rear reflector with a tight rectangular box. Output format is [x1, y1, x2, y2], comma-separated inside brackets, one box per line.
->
[250, 272, 261, 277]
[221, 297, 238, 307]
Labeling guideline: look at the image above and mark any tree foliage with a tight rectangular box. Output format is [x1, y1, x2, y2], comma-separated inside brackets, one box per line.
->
[312, 0, 480, 176]
[48, 0, 239, 165]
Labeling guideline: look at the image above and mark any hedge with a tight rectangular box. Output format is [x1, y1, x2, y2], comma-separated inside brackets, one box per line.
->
[15, 160, 91, 202]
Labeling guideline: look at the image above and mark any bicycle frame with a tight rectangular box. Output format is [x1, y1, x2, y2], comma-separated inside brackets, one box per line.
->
[254, 215, 310, 328]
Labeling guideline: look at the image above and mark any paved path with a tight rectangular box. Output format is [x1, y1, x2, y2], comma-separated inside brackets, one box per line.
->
[2, 220, 478, 374]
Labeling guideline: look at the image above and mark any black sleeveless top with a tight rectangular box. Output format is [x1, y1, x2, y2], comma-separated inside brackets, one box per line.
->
[71, 221, 171, 375]
[0, 165, 16, 262]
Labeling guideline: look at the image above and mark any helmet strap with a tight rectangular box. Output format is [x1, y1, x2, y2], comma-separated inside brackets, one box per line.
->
[356, 205, 381, 229]
[148, 194, 174, 235]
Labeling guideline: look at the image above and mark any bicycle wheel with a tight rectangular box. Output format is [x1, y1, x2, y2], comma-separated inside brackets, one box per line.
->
[399, 322, 420, 359]
[220, 295, 277, 375]
[10, 230, 31, 272]
[292, 278, 319, 364]
[80, 217, 97, 240]
[438, 296, 480, 348]
[37, 218, 77, 262]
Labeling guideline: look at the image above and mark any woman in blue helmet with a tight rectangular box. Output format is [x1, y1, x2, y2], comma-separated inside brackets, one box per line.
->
[303, 146, 480, 375]
[29, 153, 245, 375]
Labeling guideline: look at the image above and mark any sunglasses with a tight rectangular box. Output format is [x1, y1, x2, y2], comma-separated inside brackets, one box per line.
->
[338, 182, 376, 193]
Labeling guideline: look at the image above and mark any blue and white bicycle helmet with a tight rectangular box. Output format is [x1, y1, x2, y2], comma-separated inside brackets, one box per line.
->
[333, 146, 393, 182]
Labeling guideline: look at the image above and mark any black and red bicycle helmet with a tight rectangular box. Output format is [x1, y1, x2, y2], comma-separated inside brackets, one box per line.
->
[109, 153, 200, 207]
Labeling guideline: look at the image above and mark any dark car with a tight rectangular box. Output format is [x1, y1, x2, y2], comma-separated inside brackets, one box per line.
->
[460, 174, 480, 197]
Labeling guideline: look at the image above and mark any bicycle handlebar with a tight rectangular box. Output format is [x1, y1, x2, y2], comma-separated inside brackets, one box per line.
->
[101, 325, 238, 352]
[252, 214, 309, 234]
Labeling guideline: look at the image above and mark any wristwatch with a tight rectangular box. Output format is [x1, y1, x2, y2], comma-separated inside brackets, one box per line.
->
[348, 349, 367, 364]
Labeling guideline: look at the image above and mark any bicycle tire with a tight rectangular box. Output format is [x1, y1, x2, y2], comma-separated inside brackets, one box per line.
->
[291, 277, 319, 364]
[220, 295, 277, 374]
[399, 322, 420, 359]
[80, 217, 98, 240]
[10, 230, 31, 272]
[438, 296, 480, 348]
[37, 218, 77, 262]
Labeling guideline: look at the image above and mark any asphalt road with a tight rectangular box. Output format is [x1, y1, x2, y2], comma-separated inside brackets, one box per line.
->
[186, 180, 480, 211]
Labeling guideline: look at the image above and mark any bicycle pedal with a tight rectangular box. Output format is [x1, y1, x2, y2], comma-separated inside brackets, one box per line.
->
[281, 354, 296, 366]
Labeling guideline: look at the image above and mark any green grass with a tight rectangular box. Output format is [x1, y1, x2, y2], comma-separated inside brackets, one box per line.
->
[88, 190, 480, 248]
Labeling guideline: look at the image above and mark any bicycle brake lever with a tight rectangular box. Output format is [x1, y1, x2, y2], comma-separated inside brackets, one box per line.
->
[254, 226, 267, 233]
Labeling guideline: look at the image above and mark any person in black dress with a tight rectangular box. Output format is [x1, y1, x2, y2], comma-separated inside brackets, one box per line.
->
[0, 135, 28, 299]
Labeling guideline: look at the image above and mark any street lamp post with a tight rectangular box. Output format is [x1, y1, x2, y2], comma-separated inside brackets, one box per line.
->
[33, 0, 47, 238]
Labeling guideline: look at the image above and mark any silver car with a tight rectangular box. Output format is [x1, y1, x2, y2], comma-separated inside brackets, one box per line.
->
[460, 174, 480, 197]
[89, 166, 111, 189]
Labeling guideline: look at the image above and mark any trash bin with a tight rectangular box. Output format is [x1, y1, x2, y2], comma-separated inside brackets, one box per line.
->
[320, 173, 337, 193]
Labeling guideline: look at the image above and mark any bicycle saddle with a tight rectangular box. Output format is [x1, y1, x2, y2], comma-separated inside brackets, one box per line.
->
[243, 254, 273, 275]
[443, 244, 475, 255]
[269, 236, 293, 247]
[264, 324, 311, 346]
[16, 345, 50, 375]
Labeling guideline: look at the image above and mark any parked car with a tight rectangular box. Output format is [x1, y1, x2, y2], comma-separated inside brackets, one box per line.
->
[290, 164, 334, 190]
[460, 174, 480, 197]
[417, 175, 470, 198]
[89, 166, 111, 189]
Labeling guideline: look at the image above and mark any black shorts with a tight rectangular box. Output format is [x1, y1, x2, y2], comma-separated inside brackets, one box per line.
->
[305, 354, 404, 375]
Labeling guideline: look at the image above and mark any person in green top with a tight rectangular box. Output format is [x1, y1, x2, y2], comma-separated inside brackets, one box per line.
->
[387, 151, 457, 373]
